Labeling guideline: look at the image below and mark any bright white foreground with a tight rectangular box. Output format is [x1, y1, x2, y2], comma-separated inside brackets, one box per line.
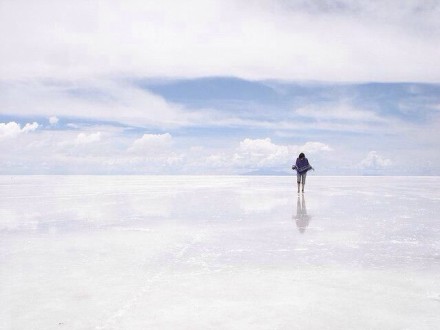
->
[1, 176, 439, 329]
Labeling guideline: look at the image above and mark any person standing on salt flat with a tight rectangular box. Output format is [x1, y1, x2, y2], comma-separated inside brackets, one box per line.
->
[292, 152, 314, 194]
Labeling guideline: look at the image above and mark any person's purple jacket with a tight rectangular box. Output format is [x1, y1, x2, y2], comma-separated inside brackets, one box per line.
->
[293, 157, 312, 174]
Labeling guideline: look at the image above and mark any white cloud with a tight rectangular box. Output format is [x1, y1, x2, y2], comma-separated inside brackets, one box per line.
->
[234, 138, 290, 167]
[0, 0, 439, 82]
[49, 116, 59, 125]
[129, 133, 173, 153]
[125, 133, 184, 171]
[75, 132, 101, 145]
[0, 121, 427, 175]
[0, 121, 38, 140]
[22, 122, 39, 133]
[359, 151, 392, 170]
[300, 142, 332, 154]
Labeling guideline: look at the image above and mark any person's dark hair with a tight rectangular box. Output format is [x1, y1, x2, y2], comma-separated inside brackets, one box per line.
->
[299, 153, 305, 159]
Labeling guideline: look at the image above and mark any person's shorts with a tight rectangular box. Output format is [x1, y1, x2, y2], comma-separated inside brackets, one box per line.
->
[297, 172, 307, 184]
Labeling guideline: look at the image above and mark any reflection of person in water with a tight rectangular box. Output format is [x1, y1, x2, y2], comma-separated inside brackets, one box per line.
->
[295, 195, 311, 233]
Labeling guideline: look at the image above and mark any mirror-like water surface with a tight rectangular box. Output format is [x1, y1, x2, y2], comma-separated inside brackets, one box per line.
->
[1, 176, 439, 329]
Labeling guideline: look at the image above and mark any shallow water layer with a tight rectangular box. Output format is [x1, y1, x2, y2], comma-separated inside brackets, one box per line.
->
[1, 176, 440, 329]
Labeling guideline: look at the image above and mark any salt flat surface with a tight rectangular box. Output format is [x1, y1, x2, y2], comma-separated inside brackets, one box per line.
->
[1, 176, 440, 329]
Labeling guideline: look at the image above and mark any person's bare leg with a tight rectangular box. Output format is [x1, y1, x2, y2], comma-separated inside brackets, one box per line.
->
[297, 182, 300, 194]
[302, 182, 305, 193]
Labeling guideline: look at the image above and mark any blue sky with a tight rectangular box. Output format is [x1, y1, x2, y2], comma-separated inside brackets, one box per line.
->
[1, 0, 440, 175]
